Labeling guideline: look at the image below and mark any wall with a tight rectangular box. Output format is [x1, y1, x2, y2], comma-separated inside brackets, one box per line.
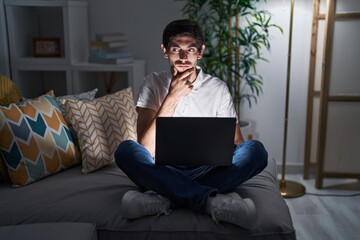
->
[241, 0, 314, 170]
[88, 0, 315, 169]
[88, 0, 185, 74]
[2, 0, 353, 170]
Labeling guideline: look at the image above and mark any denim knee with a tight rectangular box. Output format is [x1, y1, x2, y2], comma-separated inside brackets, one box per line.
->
[114, 139, 136, 167]
[249, 140, 268, 170]
[238, 140, 268, 171]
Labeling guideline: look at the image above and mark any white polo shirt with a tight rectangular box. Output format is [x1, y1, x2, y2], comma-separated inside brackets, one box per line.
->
[136, 67, 238, 122]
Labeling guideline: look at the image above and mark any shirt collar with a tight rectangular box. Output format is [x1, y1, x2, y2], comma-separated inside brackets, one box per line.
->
[192, 66, 206, 92]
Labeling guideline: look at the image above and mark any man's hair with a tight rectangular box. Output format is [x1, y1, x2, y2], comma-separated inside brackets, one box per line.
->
[162, 19, 205, 51]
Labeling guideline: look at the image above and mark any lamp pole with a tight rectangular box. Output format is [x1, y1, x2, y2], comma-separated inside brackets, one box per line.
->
[279, 0, 306, 198]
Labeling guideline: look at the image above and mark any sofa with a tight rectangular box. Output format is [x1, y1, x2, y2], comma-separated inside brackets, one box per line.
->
[0, 85, 296, 240]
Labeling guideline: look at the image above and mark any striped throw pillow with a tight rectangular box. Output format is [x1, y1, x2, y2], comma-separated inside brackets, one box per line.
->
[66, 88, 137, 174]
[55, 88, 98, 124]
[56, 88, 98, 147]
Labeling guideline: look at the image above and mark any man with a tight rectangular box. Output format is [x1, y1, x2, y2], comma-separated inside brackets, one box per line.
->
[115, 19, 268, 229]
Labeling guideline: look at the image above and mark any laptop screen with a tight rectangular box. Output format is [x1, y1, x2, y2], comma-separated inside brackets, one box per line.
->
[155, 117, 236, 166]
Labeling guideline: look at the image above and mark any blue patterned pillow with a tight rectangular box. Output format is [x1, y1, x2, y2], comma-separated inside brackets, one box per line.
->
[0, 91, 80, 187]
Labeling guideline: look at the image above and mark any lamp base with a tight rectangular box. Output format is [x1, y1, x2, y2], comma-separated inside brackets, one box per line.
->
[279, 179, 306, 198]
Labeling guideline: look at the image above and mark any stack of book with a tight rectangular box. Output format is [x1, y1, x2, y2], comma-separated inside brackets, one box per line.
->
[89, 32, 133, 64]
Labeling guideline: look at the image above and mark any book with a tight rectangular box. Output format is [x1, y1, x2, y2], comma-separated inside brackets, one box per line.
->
[95, 32, 126, 42]
[90, 50, 132, 59]
[91, 46, 130, 53]
[90, 48, 132, 59]
[90, 40, 129, 48]
[89, 56, 133, 64]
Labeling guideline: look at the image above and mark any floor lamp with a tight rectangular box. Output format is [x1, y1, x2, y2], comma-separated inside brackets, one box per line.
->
[279, 0, 306, 198]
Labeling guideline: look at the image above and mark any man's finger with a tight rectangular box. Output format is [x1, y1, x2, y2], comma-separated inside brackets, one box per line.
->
[179, 68, 194, 80]
[172, 66, 178, 76]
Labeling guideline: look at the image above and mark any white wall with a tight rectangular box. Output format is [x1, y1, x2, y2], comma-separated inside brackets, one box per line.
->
[87, 0, 314, 169]
[0, 0, 357, 170]
[88, 0, 185, 74]
[241, 0, 314, 168]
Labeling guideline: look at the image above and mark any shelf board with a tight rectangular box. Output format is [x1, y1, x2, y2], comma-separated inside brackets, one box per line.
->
[73, 60, 145, 71]
[13, 57, 69, 67]
[5, 0, 87, 7]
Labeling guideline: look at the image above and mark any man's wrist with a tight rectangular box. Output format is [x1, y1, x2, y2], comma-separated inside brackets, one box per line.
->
[158, 94, 179, 117]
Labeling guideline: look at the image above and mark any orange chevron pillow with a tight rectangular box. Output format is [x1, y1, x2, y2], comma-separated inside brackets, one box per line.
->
[65, 88, 137, 174]
[0, 91, 80, 187]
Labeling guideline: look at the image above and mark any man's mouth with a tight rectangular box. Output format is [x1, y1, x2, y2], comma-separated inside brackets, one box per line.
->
[177, 65, 190, 68]
[176, 62, 191, 68]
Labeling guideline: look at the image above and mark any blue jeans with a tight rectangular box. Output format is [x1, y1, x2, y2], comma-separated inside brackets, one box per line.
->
[114, 139, 268, 211]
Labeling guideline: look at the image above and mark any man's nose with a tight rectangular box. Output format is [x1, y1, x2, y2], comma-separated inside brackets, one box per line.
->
[179, 49, 188, 59]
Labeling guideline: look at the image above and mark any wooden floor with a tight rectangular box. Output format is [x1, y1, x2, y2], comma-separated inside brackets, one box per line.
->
[281, 174, 360, 240]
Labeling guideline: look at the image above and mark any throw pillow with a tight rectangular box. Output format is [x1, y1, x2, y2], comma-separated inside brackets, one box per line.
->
[56, 88, 98, 146]
[0, 75, 22, 105]
[0, 75, 22, 183]
[0, 158, 9, 182]
[66, 87, 137, 174]
[55, 88, 98, 124]
[0, 91, 80, 187]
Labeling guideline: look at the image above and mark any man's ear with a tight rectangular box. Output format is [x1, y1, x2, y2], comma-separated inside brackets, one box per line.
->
[198, 45, 205, 59]
[161, 44, 168, 58]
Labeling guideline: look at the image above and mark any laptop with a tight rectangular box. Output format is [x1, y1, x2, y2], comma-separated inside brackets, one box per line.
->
[155, 117, 236, 166]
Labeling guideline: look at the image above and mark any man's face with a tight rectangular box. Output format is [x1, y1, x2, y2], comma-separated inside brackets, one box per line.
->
[162, 35, 204, 73]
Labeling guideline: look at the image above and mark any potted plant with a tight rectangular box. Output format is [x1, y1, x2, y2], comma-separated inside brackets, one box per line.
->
[177, 0, 282, 139]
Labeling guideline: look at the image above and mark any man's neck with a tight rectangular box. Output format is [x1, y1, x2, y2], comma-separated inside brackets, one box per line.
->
[190, 67, 200, 84]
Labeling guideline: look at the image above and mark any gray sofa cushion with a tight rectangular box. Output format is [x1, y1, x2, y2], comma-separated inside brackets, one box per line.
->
[0, 157, 295, 240]
[0, 222, 97, 240]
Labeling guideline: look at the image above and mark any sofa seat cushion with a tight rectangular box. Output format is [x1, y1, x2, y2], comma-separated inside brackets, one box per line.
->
[0, 222, 97, 240]
[0, 157, 295, 240]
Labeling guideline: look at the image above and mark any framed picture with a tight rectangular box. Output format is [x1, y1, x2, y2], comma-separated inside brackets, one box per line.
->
[32, 38, 61, 57]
